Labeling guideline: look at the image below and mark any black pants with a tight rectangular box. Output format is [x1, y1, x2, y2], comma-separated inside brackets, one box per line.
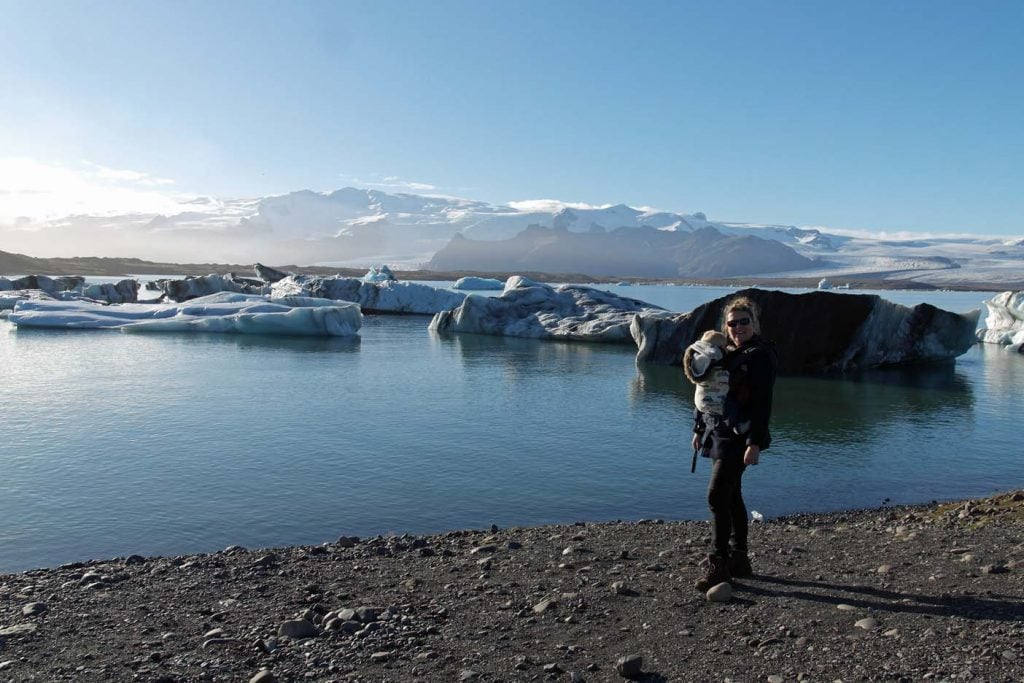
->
[707, 456, 747, 558]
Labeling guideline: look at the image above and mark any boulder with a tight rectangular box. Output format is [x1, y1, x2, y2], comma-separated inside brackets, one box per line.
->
[631, 288, 980, 372]
[430, 276, 668, 343]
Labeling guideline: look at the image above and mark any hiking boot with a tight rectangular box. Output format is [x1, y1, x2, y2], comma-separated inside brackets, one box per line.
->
[694, 553, 731, 591]
[728, 550, 752, 578]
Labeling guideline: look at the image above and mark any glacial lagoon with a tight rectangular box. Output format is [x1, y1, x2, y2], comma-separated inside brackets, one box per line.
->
[0, 283, 1020, 572]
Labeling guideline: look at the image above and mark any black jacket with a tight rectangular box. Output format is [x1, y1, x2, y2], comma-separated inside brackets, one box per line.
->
[693, 335, 777, 456]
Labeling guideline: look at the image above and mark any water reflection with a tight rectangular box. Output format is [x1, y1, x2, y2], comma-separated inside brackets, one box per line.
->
[631, 361, 975, 445]
[433, 329, 633, 377]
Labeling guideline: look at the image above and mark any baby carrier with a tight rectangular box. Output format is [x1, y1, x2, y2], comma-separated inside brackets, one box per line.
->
[682, 338, 730, 418]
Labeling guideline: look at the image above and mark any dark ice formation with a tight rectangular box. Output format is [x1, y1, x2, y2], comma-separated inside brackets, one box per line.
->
[631, 288, 980, 372]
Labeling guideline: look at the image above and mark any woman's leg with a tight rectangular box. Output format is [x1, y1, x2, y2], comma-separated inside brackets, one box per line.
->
[729, 468, 748, 553]
[707, 457, 744, 558]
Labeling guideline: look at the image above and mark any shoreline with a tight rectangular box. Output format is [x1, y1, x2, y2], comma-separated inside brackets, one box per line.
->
[1, 491, 1021, 682]
[1, 251, 1020, 292]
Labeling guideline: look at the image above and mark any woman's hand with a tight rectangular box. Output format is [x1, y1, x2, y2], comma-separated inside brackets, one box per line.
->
[691, 433, 701, 451]
[743, 445, 760, 465]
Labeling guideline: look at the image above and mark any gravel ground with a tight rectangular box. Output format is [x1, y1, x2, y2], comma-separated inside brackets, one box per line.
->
[1, 491, 1021, 683]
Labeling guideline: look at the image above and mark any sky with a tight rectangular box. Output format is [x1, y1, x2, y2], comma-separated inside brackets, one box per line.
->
[0, 0, 1022, 238]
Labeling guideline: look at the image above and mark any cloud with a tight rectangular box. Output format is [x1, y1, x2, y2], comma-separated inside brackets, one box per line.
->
[506, 199, 613, 213]
[0, 158, 187, 223]
[83, 161, 177, 186]
[337, 172, 438, 193]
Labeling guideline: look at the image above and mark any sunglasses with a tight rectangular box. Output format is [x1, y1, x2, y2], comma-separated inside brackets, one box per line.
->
[726, 317, 752, 328]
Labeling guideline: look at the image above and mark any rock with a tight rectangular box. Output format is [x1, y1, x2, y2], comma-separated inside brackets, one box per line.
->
[768, 676, 785, 683]
[277, 619, 318, 639]
[855, 617, 881, 630]
[355, 606, 380, 622]
[611, 581, 635, 596]
[534, 598, 557, 614]
[21, 602, 47, 617]
[836, 604, 857, 611]
[249, 670, 278, 683]
[252, 553, 277, 567]
[982, 563, 1008, 574]
[543, 663, 563, 673]
[0, 661, 15, 671]
[369, 651, 390, 662]
[0, 624, 38, 637]
[458, 669, 480, 681]
[706, 582, 733, 602]
[615, 654, 643, 678]
[202, 637, 240, 649]
[632, 288, 979, 370]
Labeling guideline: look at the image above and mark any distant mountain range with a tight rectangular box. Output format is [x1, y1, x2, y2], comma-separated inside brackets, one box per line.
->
[2, 187, 1022, 285]
[428, 225, 816, 278]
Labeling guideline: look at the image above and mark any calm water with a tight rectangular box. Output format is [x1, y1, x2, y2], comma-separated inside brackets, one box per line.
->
[1, 284, 1020, 572]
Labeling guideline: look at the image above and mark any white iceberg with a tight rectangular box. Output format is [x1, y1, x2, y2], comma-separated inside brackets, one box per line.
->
[429, 276, 668, 343]
[272, 275, 465, 315]
[362, 265, 397, 283]
[976, 290, 1024, 351]
[452, 276, 505, 291]
[8, 292, 361, 337]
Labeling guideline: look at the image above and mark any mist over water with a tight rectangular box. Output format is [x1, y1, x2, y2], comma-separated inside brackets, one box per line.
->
[0, 285, 1018, 572]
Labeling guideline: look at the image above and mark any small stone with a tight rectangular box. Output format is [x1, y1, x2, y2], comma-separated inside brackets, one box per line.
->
[615, 654, 643, 678]
[876, 564, 893, 574]
[203, 628, 226, 638]
[249, 671, 278, 683]
[836, 604, 857, 611]
[768, 676, 784, 683]
[0, 662, 15, 672]
[459, 670, 480, 681]
[569, 672, 585, 683]
[1002, 650, 1018, 661]
[253, 553, 277, 567]
[0, 624, 37, 637]
[855, 617, 880, 630]
[611, 581, 634, 596]
[369, 651, 390, 662]
[883, 629, 900, 637]
[21, 602, 48, 617]
[960, 553, 976, 563]
[543, 663, 563, 673]
[202, 637, 240, 649]
[982, 564, 1008, 574]
[355, 606, 380, 622]
[277, 619, 318, 639]
[706, 582, 733, 602]
[533, 598, 557, 614]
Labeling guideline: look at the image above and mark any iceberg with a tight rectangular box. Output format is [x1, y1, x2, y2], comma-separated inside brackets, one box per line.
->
[151, 273, 269, 301]
[976, 291, 1024, 352]
[429, 276, 669, 343]
[272, 275, 465, 315]
[452, 276, 505, 291]
[362, 265, 397, 283]
[631, 288, 980, 372]
[8, 292, 361, 337]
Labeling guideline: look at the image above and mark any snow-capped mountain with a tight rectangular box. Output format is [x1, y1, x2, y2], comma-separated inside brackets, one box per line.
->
[1, 186, 1021, 284]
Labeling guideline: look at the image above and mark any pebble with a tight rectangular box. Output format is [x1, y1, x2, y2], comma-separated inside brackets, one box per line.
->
[249, 671, 277, 683]
[277, 619, 318, 639]
[458, 670, 480, 681]
[836, 604, 857, 611]
[615, 654, 643, 678]
[706, 582, 733, 602]
[0, 662, 14, 672]
[768, 676, 784, 683]
[21, 602, 48, 616]
[533, 598, 557, 614]
[855, 617, 881, 630]
[369, 651, 390, 662]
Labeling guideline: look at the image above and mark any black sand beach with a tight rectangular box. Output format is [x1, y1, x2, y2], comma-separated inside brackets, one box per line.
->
[1, 491, 1021, 682]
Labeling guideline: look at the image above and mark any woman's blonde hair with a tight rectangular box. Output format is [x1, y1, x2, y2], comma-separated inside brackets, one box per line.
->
[721, 295, 761, 336]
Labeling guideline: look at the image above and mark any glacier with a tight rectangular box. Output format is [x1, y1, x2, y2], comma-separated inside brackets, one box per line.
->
[8, 292, 362, 337]
[630, 288, 980, 372]
[429, 276, 669, 343]
[976, 291, 1024, 352]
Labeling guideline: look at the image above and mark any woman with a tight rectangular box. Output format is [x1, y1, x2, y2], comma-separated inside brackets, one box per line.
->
[691, 296, 777, 590]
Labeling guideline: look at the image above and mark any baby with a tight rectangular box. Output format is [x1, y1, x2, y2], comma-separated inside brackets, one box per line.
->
[682, 330, 731, 418]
